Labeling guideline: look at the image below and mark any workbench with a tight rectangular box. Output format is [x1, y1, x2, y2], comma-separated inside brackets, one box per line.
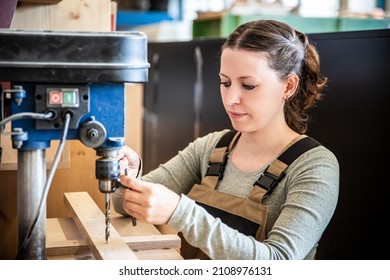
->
[46, 192, 183, 260]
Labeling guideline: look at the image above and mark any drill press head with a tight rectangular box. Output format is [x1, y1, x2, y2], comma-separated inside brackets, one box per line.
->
[0, 28, 149, 166]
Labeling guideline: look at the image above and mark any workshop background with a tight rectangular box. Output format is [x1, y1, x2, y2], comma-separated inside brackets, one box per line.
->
[1, 0, 389, 260]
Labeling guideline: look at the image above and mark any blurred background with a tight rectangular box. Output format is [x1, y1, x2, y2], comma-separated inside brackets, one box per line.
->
[114, 0, 390, 41]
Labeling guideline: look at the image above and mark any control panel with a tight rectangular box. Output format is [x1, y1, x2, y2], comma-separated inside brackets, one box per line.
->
[47, 88, 79, 108]
[35, 84, 89, 130]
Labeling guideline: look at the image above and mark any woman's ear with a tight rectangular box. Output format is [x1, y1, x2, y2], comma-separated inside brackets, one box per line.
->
[284, 74, 299, 99]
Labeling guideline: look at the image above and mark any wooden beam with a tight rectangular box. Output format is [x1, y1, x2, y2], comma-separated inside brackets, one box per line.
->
[46, 215, 183, 259]
[123, 234, 180, 251]
[64, 192, 138, 260]
[47, 234, 180, 255]
[46, 239, 90, 256]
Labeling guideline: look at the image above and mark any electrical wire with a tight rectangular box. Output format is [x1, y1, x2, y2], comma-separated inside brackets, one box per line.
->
[15, 112, 72, 259]
[0, 111, 53, 133]
[0, 111, 53, 164]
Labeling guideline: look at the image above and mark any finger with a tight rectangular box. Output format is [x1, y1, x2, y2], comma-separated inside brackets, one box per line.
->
[122, 196, 143, 219]
[119, 158, 129, 175]
[122, 188, 146, 219]
[122, 187, 143, 204]
[121, 146, 139, 163]
[121, 176, 148, 193]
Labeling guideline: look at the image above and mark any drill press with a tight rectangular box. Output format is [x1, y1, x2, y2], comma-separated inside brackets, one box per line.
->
[0, 29, 149, 259]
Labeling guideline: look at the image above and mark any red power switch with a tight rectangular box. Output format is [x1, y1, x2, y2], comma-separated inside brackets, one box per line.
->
[49, 90, 63, 105]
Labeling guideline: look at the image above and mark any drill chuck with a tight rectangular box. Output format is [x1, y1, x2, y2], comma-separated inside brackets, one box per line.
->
[96, 157, 120, 193]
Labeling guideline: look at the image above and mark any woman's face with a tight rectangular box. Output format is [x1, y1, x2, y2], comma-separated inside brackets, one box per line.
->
[220, 48, 289, 134]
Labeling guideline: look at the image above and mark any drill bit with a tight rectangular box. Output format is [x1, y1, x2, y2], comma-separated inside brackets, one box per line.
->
[95, 150, 121, 243]
[105, 192, 111, 243]
[104, 167, 137, 243]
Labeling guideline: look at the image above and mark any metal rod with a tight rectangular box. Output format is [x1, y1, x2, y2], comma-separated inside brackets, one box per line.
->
[17, 149, 46, 260]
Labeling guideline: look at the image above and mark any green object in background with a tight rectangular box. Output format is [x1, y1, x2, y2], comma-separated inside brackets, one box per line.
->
[339, 17, 390, 31]
[193, 13, 390, 38]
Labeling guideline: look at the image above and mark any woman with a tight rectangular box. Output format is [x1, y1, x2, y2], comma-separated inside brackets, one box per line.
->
[113, 19, 339, 260]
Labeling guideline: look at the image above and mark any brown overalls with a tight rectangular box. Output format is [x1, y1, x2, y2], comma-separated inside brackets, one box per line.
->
[180, 130, 320, 259]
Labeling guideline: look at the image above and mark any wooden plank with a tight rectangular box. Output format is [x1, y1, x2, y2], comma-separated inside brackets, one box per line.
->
[123, 235, 181, 251]
[11, 0, 112, 31]
[47, 235, 180, 254]
[110, 210, 162, 236]
[46, 218, 181, 253]
[64, 192, 138, 260]
[46, 239, 90, 256]
[46, 218, 89, 256]
[134, 249, 184, 260]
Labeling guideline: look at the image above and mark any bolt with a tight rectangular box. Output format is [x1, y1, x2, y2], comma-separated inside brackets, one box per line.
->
[13, 140, 23, 149]
[12, 128, 25, 149]
[87, 128, 99, 139]
[14, 98, 22, 106]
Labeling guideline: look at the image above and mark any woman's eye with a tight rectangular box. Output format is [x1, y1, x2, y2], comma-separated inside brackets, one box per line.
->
[220, 81, 231, 87]
[243, 84, 255, 90]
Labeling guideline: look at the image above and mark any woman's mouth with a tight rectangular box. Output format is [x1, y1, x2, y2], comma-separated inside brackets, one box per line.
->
[228, 111, 246, 120]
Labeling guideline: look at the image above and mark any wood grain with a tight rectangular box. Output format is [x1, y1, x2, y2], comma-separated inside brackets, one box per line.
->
[64, 191, 138, 260]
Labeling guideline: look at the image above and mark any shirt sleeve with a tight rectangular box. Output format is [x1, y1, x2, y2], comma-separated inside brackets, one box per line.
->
[112, 131, 226, 216]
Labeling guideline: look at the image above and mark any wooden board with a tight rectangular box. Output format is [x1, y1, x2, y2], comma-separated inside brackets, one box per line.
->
[46, 218, 182, 259]
[61, 192, 183, 260]
[11, 0, 112, 32]
[64, 192, 138, 260]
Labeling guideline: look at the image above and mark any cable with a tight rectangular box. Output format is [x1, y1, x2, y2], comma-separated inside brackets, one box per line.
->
[0, 112, 53, 133]
[0, 112, 53, 126]
[0, 111, 53, 164]
[15, 112, 72, 259]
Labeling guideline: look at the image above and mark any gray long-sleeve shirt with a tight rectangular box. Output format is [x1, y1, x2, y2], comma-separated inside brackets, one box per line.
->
[113, 130, 339, 260]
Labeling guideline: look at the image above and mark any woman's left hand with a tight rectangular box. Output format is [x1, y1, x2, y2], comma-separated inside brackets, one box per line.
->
[119, 176, 180, 225]
[118, 146, 142, 178]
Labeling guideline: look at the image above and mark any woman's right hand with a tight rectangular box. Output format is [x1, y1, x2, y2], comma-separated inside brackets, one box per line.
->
[120, 176, 180, 225]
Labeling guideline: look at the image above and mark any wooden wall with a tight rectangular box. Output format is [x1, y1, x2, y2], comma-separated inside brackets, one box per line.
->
[0, 0, 144, 259]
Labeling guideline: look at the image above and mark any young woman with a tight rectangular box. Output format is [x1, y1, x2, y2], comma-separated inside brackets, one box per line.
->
[113, 19, 339, 260]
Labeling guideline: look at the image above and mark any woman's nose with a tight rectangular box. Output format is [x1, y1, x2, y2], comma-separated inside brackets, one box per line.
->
[225, 88, 241, 105]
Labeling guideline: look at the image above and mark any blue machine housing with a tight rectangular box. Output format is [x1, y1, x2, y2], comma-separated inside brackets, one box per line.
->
[9, 83, 126, 150]
[0, 29, 149, 151]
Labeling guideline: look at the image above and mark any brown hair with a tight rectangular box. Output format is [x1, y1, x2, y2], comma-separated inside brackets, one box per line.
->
[222, 19, 327, 134]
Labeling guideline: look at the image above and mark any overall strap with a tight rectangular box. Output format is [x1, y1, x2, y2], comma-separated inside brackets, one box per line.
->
[202, 130, 321, 195]
[252, 136, 321, 201]
[202, 130, 240, 189]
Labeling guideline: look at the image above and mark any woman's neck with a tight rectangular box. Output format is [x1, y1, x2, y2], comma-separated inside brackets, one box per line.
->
[231, 127, 300, 172]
